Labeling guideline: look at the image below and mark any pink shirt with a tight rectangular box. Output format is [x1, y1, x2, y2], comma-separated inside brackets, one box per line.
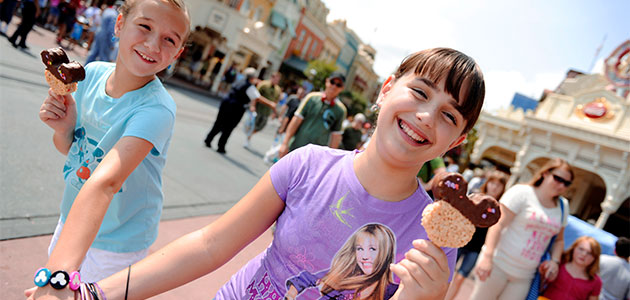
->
[543, 264, 602, 300]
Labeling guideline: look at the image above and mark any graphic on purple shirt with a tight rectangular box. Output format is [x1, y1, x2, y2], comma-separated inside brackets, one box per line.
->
[215, 145, 457, 299]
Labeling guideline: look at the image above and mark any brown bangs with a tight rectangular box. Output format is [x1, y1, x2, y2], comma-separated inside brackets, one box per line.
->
[393, 48, 485, 134]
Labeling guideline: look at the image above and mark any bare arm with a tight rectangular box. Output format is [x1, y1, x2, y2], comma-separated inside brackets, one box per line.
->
[277, 116, 290, 134]
[475, 203, 516, 281]
[541, 226, 565, 281]
[253, 96, 277, 112]
[29, 136, 154, 299]
[328, 132, 342, 149]
[98, 171, 284, 300]
[279, 116, 303, 158]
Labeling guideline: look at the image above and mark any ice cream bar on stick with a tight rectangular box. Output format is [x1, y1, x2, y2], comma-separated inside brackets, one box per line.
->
[41, 47, 85, 95]
[421, 172, 501, 248]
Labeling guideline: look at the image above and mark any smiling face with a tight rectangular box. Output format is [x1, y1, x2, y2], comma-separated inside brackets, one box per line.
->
[355, 232, 379, 275]
[372, 73, 467, 169]
[114, 0, 189, 82]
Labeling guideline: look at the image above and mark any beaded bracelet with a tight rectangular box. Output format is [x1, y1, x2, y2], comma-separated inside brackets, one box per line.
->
[34, 268, 80, 290]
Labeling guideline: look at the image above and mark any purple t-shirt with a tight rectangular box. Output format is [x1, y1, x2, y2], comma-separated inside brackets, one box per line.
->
[215, 145, 457, 299]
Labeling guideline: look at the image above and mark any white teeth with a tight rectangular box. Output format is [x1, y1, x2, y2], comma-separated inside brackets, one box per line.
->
[138, 52, 155, 62]
[400, 121, 426, 143]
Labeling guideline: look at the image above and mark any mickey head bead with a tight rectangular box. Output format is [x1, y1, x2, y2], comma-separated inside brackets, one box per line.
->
[69, 271, 81, 291]
[49, 270, 70, 289]
[34, 268, 51, 287]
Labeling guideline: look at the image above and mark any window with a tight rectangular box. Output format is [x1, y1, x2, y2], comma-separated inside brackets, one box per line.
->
[302, 36, 311, 59]
[310, 40, 318, 59]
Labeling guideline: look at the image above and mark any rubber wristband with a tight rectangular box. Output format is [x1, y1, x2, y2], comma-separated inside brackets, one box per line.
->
[34, 267, 51, 287]
[93, 282, 107, 300]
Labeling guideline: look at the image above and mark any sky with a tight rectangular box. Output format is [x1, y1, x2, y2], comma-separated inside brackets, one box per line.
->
[321, 0, 630, 112]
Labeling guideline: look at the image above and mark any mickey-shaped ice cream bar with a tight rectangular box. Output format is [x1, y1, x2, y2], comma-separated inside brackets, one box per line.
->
[41, 47, 85, 95]
[421, 172, 501, 248]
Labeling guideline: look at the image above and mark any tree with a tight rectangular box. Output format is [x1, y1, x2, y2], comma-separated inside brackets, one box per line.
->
[339, 90, 368, 117]
[304, 60, 337, 91]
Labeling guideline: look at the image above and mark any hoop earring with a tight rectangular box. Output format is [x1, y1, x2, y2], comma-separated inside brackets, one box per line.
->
[167, 64, 172, 70]
[370, 104, 379, 112]
[111, 35, 119, 43]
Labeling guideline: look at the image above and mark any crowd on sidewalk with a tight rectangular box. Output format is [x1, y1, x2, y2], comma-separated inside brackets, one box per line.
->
[3, 1, 628, 299]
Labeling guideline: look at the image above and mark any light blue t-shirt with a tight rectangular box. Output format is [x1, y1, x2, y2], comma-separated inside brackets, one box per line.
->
[60, 62, 176, 252]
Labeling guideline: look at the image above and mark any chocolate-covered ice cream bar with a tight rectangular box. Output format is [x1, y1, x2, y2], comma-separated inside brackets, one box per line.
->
[41, 48, 85, 84]
[431, 172, 501, 227]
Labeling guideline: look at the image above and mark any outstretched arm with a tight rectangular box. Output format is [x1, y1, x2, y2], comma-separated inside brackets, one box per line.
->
[97, 171, 284, 300]
[28, 136, 154, 299]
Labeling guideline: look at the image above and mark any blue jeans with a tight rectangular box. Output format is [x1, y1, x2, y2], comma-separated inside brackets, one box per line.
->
[456, 248, 480, 277]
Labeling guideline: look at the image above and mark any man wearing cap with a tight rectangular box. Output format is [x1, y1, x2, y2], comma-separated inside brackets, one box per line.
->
[204, 67, 277, 154]
[278, 72, 347, 157]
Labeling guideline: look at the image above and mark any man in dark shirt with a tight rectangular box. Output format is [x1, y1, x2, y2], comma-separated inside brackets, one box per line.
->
[341, 113, 366, 150]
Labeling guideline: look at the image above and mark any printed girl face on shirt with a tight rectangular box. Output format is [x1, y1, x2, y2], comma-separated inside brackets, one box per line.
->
[373, 73, 467, 169]
[573, 240, 595, 268]
[355, 232, 379, 275]
[115, 0, 188, 80]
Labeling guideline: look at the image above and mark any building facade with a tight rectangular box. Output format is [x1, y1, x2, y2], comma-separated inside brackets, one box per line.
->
[471, 71, 630, 236]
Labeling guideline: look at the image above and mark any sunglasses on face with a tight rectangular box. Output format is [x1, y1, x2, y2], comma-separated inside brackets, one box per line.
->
[552, 174, 572, 187]
[331, 80, 344, 88]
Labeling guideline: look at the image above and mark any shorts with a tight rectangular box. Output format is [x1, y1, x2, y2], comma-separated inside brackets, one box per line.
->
[456, 248, 480, 277]
[48, 218, 149, 282]
[253, 112, 270, 132]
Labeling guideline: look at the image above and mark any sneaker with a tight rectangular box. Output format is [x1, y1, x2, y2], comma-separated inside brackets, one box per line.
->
[204, 140, 212, 148]
[217, 148, 226, 154]
[243, 140, 250, 149]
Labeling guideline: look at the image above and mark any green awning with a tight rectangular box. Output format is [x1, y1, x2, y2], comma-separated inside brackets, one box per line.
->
[270, 11, 287, 30]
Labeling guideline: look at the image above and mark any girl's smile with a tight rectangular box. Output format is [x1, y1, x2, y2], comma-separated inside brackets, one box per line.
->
[114, 0, 188, 83]
[373, 73, 467, 168]
[398, 118, 430, 146]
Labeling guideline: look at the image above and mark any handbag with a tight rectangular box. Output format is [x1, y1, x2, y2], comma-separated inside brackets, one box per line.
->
[525, 198, 565, 300]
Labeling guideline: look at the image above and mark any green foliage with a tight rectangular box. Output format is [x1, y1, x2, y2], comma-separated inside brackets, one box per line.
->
[339, 90, 368, 117]
[459, 127, 479, 167]
[304, 60, 337, 91]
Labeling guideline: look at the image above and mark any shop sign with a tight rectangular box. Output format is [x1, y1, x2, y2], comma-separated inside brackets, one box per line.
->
[575, 97, 614, 121]
[208, 9, 228, 31]
[605, 40, 630, 87]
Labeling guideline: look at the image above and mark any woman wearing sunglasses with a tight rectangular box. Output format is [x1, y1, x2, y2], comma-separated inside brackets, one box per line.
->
[470, 158, 574, 300]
